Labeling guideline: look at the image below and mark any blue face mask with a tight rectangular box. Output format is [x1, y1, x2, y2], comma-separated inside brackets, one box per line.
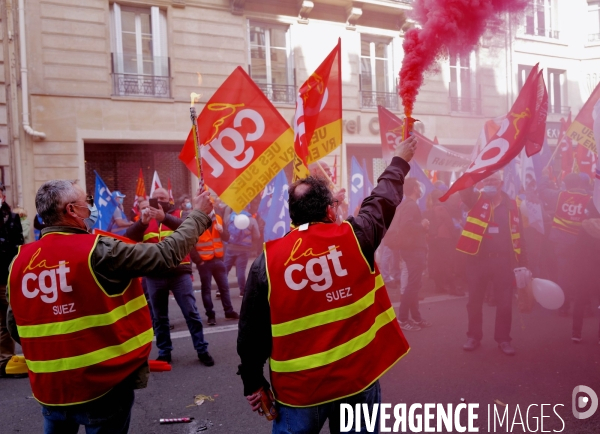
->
[185, 202, 192, 209]
[83, 204, 99, 231]
[481, 185, 498, 198]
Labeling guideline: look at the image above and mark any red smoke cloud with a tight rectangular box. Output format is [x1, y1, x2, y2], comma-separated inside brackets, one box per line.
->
[399, 0, 528, 116]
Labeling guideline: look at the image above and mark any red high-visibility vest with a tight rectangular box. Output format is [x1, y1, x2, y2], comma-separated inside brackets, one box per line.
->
[265, 222, 410, 407]
[456, 195, 521, 260]
[8, 232, 152, 406]
[143, 210, 190, 264]
[195, 214, 224, 261]
[551, 191, 591, 235]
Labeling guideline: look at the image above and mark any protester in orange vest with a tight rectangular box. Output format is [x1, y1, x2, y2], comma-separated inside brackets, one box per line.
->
[237, 135, 417, 432]
[196, 210, 239, 326]
[6, 180, 213, 433]
[458, 171, 527, 356]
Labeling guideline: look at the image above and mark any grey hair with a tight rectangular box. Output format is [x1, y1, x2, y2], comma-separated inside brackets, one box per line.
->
[36, 180, 80, 225]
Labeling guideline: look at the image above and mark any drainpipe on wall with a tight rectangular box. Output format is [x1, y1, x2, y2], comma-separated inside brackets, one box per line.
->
[19, 0, 45, 139]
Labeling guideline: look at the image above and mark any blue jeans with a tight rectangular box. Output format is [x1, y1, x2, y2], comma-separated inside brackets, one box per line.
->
[224, 249, 250, 295]
[379, 246, 401, 283]
[146, 274, 208, 357]
[198, 258, 235, 318]
[397, 249, 427, 323]
[41, 385, 134, 434]
[273, 381, 381, 434]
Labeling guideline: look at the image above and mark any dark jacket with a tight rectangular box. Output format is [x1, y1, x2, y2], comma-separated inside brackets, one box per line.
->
[393, 197, 428, 251]
[236, 157, 410, 396]
[0, 202, 24, 285]
[125, 208, 194, 277]
[460, 188, 527, 266]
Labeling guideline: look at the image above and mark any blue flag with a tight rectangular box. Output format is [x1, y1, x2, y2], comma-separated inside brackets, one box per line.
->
[258, 177, 276, 220]
[349, 157, 367, 216]
[93, 171, 119, 231]
[361, 159, 374, 194]
[264, 170, 290, 242]
[408, 161, 435, 211]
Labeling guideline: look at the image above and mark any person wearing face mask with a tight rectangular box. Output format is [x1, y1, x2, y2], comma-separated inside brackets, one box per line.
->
[108, 191, 133, 235]
[6, 180, 213, 432]
[237, 136, 416, 432]
[125, 188, 215, 366]
[458, 171, 527, 356]
[0, 182, 24, 377]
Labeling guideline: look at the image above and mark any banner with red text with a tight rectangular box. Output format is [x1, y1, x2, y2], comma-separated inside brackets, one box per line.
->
[565, 81, 600, 155]
[293, 39, 342, 180]
[179, 66, 294, 213]
[377, 105, 471, 171]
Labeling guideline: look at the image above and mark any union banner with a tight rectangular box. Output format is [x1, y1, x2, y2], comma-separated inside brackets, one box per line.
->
[179, 66, 294, 213]
[565, 81, 600, 155]
[292, 39, 343, 180]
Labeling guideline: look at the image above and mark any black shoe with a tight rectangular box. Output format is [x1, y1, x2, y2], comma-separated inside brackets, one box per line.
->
[198, 352, 215, 366]
[169, 324, 175, 330]
[216, 291, 221, 298]
[225, 311, 240, 320]
[572, 333, 582, 343]
[463, 338, 480, 351]
[156, 354, 171, 364]
[498, 341, 515, 356]
[207, 317, 216, 326]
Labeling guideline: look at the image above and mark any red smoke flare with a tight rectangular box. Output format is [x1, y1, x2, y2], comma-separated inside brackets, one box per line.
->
[399, 0, 528, 117]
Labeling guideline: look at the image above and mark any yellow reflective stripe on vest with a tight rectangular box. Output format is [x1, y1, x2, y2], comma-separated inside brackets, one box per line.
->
[466, 216, 487, 228]
[26, 328, 154, 374]
[160, 231, 174, 238]
[272, 275, 385, 338]
[143, 232, 159, 242]
[461, 231, 483, 242]
[270, 307, 396, 373]
[511, 233, 521, 240]
[17, 295, 148, 338]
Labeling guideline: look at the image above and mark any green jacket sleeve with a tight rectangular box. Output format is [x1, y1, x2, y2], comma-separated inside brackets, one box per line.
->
[91, 210, 211, 295]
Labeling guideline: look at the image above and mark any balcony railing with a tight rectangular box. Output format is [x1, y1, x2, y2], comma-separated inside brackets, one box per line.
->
[588, 33, 600, 42]
[524, 27, 560, 39]
[548, 105, 570, 115]
[450, 97, 482, 115]
[111, 53, 171, 98]
[360, 91, 399, 110]
[255, 83, 296, 105]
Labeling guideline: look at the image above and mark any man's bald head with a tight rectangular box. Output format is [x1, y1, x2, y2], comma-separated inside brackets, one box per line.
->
[152, 188, 169, 202]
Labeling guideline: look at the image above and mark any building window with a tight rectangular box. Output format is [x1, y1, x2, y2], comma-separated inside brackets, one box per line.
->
[449, 52, 480, 114]
[588, 1, 600, 42]
[518, 64, 534, 90]
[548, 69, 568, 115]
[248, 22, 294, 104]
[110, 4, 170, 98]
[359, 36, 397, 110]
[525, 0, 559, 39]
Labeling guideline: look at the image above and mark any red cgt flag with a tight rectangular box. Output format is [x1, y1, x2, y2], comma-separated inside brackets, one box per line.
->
[292, 39, 342, 181]
[440, 64, 547, 202]
[179, 67, 294, 213]
[135, 168, 147, 199]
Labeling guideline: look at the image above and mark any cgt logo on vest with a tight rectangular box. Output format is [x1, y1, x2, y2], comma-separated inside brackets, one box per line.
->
[283, 238, 352, 302]
[562, 200, 584, 217]
[21, 248, 73, 305]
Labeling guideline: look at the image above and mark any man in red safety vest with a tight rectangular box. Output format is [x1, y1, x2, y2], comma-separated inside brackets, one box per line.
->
[237, 135, 417, 432]
[458, 171, 526, 356]
[7, 180, 213, 433]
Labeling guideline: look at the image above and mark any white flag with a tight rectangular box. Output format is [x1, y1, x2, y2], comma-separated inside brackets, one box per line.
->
[150, 171, 162, 197]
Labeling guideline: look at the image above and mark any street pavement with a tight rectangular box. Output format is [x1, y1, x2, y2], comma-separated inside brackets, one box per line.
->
[1, 268, 599, 433]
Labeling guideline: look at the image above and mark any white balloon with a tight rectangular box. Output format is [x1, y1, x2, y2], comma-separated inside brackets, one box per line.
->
[531, 278, 565, 310]
[234, 214, 250, 230]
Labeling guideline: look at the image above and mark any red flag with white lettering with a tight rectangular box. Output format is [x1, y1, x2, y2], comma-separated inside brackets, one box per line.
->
[292, 39, 342, 181]
[179, 67, 294, 213]
[440, 64, 547, 202]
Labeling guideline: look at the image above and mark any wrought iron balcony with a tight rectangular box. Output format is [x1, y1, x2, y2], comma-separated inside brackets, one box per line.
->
[548, 105, 570, 115]
[524, 27, 560, 39]
[255, 83, 296, 105]
[450, 97, 482, 115]
[111, 53, 171, 98]
[360, 91, 399, 110]
[588, 33, 600, 42]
